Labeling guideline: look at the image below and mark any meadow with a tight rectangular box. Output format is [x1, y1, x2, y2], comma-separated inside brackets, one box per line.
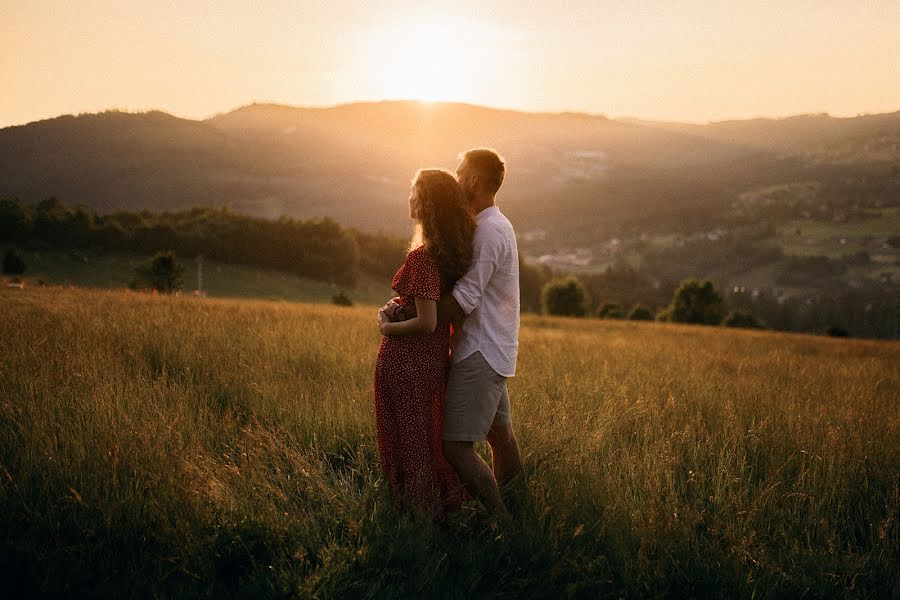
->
[1, 245, 392, 305]
[0, 286, 897, 598]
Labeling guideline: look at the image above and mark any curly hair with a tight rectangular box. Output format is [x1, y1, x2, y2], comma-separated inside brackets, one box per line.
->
[409, 169, 475, 286]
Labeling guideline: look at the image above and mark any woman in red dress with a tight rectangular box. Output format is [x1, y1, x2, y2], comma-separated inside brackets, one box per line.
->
[374, 169, 475, 517]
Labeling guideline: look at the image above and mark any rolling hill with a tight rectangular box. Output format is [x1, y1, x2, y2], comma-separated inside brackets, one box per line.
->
[4, 102, 896, 239]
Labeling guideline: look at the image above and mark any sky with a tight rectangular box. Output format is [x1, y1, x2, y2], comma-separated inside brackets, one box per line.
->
[2, 0, 899, 127]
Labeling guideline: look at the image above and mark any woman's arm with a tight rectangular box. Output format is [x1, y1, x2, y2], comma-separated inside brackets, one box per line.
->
[378, 296, 437, 336]
[397, 294, 464, 328]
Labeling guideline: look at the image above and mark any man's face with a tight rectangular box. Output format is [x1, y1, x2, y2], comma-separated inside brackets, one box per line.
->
[455, 159, 476, 203]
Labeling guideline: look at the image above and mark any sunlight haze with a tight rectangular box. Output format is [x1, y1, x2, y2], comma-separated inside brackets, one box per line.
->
[3, 0, 899, 127]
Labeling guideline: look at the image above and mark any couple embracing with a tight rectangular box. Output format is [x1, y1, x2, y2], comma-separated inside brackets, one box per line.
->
[374, 148, 524, 520]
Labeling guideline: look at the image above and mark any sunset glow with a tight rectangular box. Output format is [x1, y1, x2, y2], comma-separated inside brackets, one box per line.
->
[2, 1, 899, 126]
[359, 16, 504, 103]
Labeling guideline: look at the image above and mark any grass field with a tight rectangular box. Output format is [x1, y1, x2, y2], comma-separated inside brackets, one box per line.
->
[1, 287, 897, 598]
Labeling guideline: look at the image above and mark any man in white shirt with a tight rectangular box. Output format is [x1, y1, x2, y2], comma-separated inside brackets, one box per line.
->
[440, 149, 524, 517]
[380, 148, 524, 517]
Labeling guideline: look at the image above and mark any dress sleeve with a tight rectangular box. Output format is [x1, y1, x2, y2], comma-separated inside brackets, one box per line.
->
[391, 247, 441, 301]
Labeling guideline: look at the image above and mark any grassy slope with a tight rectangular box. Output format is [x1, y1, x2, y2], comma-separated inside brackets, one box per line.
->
[1, 245, 393, 306]
[0, 287, 897, 598]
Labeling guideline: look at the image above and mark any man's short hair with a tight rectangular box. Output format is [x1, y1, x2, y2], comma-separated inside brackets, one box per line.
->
[459, 148, 505, 195]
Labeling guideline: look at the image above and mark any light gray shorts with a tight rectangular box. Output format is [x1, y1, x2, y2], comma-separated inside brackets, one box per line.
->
[443, 351, 511, 442]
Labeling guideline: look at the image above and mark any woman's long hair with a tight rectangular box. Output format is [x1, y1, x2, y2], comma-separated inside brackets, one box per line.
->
[409, 169, 475, 285]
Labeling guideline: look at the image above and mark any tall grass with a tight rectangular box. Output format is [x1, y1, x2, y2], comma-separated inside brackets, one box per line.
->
[1, 287, 897, 598]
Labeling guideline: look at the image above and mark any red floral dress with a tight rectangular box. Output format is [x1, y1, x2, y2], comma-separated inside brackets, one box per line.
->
[374, 245, 467, 516]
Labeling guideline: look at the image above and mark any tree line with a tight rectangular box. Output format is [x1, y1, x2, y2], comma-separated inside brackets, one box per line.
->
[540, 275, 762, 327]
[0, 197, 407, 285]
[537, 271, 899, 339]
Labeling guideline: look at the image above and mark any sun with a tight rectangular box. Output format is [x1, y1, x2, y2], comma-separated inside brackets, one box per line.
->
[362, 16, 496, 103]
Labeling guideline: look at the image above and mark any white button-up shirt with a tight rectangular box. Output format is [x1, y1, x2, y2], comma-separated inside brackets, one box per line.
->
[450, 205, 520, 377]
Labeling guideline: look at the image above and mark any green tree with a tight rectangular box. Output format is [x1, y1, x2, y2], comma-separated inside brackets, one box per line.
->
[0, 199, 35, 241]
[519, 254, 551, 313]
[541, 275, 590, 317]
[657, 278, 723, 325]
[2, 249, 26, 275]
[131, 251, 184, 293]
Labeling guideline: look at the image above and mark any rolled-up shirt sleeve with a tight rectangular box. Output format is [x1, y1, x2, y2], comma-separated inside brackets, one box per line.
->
[451, 225, 502, 315]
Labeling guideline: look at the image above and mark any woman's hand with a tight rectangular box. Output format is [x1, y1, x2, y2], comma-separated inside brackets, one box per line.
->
[381, 300, 401, 322]
[376, 296, 436, 336]
[377, 309, 392, 335]
[379, 298, 408, 322]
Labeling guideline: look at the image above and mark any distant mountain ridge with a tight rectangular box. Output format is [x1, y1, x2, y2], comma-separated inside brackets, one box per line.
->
[622, 111, 900, 160]
[2, 101, 898, 235]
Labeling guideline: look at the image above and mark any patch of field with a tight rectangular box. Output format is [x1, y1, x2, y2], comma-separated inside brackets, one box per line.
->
[775, 206, 900, 259]
[1, 245, 392, 305]
[0, 287, 897, 597]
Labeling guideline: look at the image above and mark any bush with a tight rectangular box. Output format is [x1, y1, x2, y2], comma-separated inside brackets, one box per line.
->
[825, 325, 849, 337]
[2, 249, 26, 275]
[332, 290, 353, 306]
[595, 302, 623, 319]
[722, 310, 766, 329]
[627, 304, 654, 321]
[541, 275, 590, 317]
[131, 251, 184, 293]
[658, 279, 723, 325]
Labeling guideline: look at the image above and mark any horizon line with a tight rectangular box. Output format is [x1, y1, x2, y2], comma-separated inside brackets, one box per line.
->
[4, 98, 900, 130]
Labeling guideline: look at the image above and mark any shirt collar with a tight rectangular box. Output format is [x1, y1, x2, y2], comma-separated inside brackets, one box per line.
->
[475, 205, 500, 222]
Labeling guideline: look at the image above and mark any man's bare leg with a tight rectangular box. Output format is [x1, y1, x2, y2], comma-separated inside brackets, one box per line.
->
[442, 440, 508, 517]
[486, 422, 526, 515]
[486, 422, 524, 488]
